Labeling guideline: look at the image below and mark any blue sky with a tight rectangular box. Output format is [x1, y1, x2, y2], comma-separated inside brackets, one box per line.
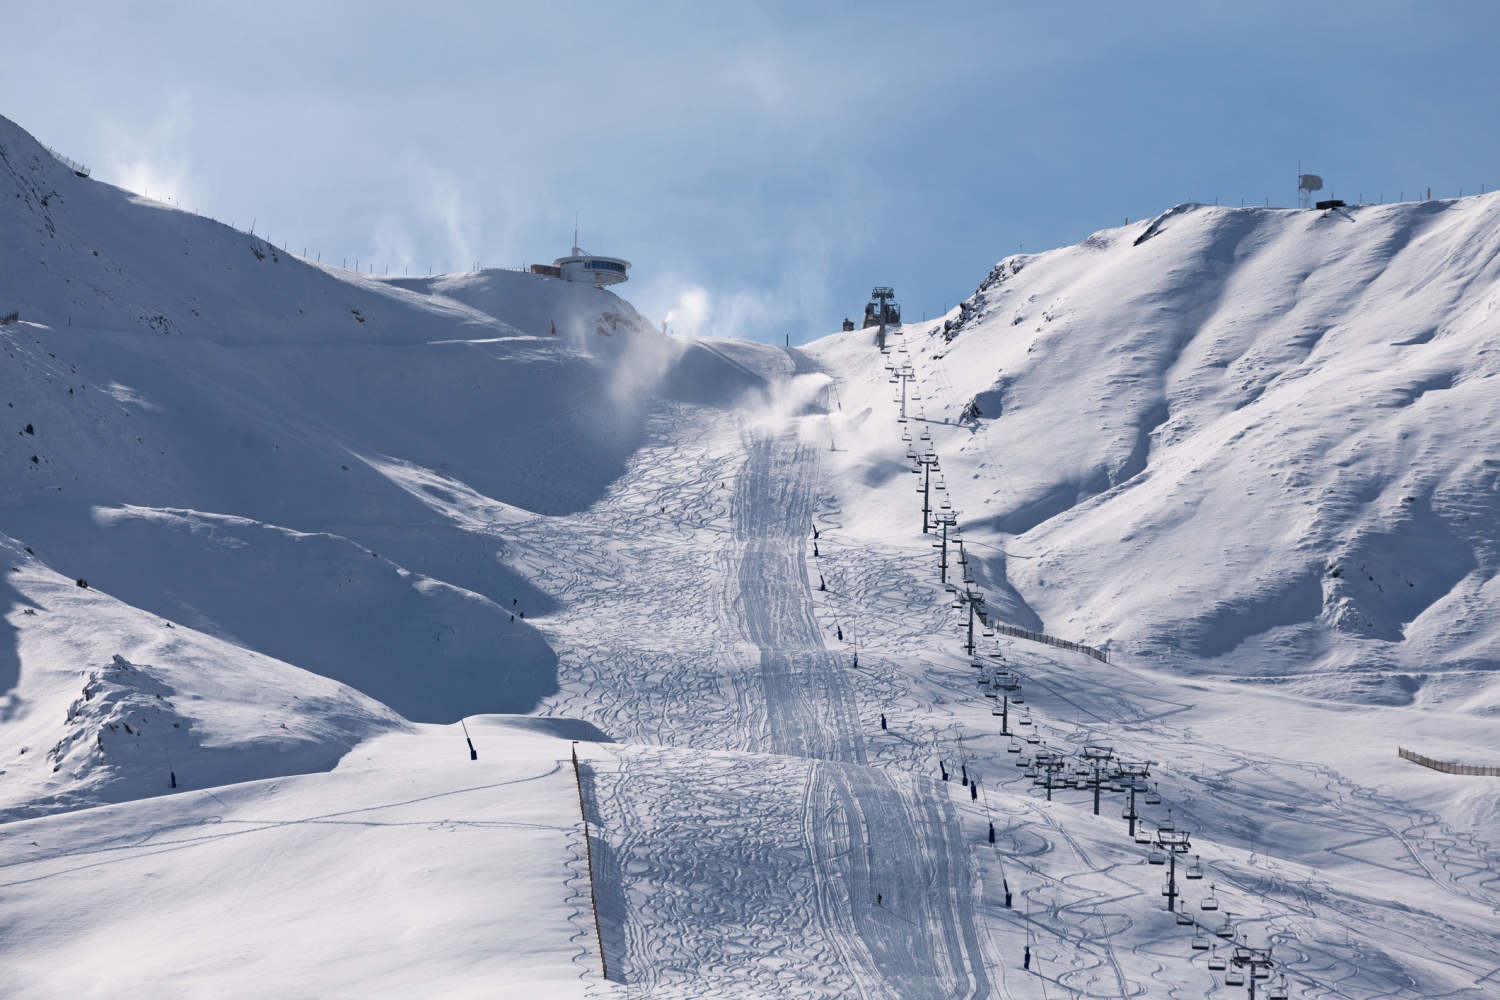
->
[5, 1, 1499, 342]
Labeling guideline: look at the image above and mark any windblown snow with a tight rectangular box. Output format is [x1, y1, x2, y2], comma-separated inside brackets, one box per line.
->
[2, 111, 1498, 999]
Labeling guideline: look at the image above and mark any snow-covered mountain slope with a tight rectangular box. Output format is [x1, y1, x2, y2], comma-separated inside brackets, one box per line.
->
[0, 111, 767, 819]
[8, 101, 1500, 999]
[813, 197, 1500, 705]
[0, 718, 603, 998]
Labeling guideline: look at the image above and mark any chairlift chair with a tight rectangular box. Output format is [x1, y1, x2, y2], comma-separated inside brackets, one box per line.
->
[1145, 784, 1162, 805]
[1018, 713, 1032, 726]
[1186, 855, 1204, 880]
[1192, 930, 1210, 951]
[1200, 885, 1219, 911]
[1157, 808, 1175, 833]
[1225, 969, 1245, 987]
[1214, 915, 1235, 939]
[1011, 693, 1025, 704]
[1148, 845, 1166, 865]
[1207, 948, 1226, 971]
[1008, 739, 1022, 753]
[1026, 733, 1041, 744]
[1134, 830, 1152, 844]
[1253, 966, 1271, 980]
[1269, 975, 1289, 1000]
[1176, 911, 1194, 926]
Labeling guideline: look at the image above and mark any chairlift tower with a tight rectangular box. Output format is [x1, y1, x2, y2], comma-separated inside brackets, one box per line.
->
[952, 587, 986, 656]
[993, 670, 1021, 734]
[914, 450, 940, 532]
[1082, 745, 1115, 816]
[888, 360, 916, 420]
[1156, 828, 1192, 911]
[870, 287, 896, 351]
[933, 511, 957, 583]
[1118, 762, 1151, 836]
[1231, 946, 1276, 999]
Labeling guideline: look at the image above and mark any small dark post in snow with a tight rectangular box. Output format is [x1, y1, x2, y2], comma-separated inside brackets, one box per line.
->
[989, 820, 995, 843]
[836, 625, 843, 641]
[880, 713, 887, 730]
[461, 719, 478, 761]
[818, 575, 826, 592]
[165, 748, 177, 789]
[940, 761, 949, 781]
[970, 779, 978, 800]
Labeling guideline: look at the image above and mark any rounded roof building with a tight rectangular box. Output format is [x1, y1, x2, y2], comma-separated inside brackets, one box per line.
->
[553, 246, 630, 287]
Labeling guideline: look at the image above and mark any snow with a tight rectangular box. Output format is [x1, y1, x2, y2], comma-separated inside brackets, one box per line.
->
[4, 109, 1500, 998]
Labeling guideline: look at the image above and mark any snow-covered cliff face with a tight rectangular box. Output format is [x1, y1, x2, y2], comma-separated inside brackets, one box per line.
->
[819, 197, 1500, 707]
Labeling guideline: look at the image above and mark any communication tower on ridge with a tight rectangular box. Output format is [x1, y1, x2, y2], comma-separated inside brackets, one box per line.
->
[1298, 172, 1323, 210]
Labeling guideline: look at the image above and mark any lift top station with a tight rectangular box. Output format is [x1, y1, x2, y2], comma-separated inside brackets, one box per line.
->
[864, 287, 901, 350]
[530, 225, 631, 287]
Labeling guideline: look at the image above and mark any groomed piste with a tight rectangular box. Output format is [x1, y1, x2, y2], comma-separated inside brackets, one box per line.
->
[2, 111, 1499, 998]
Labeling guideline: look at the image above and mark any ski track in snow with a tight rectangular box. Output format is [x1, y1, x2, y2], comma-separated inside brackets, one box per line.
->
[519, 376, 989, 997]
[513, 348, 1499, 998]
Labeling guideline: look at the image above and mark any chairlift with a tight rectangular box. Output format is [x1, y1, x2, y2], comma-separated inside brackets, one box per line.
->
[1026, 733, 1041, 744]
[1200, 884, 1219, 911]
[1018, 713, 1033, 726]
[1176, 911, 1194, 926]
[1148, 845, 1166, 865]
[1145, 783, 1162, 805]
[1268, 975, 1289, 1000]
[1017, 755, 1031, 767]
[982, 628, 995, 637]
[1207, 948, 1226, 971]
[1186, 855, 1204, 880]
[1008, 739, 1022, 753]
[1157, 808, 1175, 833]
[1253, 966, 1271, 980]
[1134, 830, 1152, 844]
[1214, 915, 1235, 939]
[1011, 693, 1025, 704]
[1225, 969, 1245, 987]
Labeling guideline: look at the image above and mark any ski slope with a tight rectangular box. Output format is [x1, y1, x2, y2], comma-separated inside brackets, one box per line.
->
[4, 106, 1500, 998]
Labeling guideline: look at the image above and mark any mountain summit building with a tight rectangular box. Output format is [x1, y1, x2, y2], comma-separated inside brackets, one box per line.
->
[531, 245, 631, 286]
